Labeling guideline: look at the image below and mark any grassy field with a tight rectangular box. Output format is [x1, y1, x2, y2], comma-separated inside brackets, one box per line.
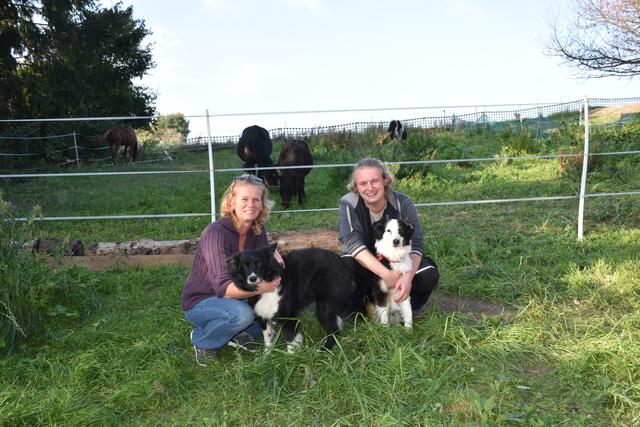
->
[1, 118, 640, 425]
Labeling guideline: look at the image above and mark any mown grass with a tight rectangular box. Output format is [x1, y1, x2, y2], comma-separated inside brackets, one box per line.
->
[1, 120, 639, 425]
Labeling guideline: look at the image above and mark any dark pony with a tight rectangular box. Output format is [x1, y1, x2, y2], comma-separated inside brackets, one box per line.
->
[106, 126, 138, 163]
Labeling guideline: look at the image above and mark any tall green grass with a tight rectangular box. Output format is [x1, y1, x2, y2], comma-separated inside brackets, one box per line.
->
[3, 121, 638, 243]
[1, 238, 638, 425]
[0, 122, 639, 425]
[0, 192, 101, 354]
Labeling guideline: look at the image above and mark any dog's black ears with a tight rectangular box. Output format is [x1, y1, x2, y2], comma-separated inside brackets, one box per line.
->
[400, 218, 415, 235]
[227, 253, 239, 275]
[372, 218, 386, 239]
[267, 242, 278, 253]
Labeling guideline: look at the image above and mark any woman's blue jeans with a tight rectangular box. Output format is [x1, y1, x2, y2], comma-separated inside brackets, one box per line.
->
[184, 296, 262, 350]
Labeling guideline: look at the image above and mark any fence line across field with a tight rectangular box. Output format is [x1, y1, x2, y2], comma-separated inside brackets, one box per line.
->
[3, 96, 640, 240]
[1, 96, 636, 162]
[3, 145, 634, 172]
[1, 149, 633, 179]
[0, 133, 77, 140]
[13, 191, 640, 223]
[8, 149, 640, 225]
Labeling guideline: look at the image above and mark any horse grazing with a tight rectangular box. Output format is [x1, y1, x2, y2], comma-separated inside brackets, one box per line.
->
[278, 140, 313, 208]
[106, 126, 138, 163]
[237, 125, 279, 186]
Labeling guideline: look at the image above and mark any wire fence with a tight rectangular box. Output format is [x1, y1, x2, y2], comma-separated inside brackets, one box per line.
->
[1, 96, 639, 240]
[2, 97, 639, 168]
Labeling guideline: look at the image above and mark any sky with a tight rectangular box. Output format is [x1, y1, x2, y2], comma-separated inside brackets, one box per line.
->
[114, 0, 637, 137]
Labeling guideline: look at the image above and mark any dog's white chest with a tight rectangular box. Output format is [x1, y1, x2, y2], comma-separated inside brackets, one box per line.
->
[390, 257, 412, 273]
[254, 289, 281, 320]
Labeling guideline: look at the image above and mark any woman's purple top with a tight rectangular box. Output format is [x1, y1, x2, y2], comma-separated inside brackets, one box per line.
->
[181, 217, 269, 310]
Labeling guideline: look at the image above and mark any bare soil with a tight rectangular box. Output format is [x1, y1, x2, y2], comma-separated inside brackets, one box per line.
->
[37, 227, 515, 321]
[432, 293, 516, 322]
[591, 103, 640, 121]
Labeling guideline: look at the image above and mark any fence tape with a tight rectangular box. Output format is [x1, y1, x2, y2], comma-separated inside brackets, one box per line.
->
[1, 149, 638, 178]
[0, 133, 76, 140]
[11, 191, 640, 222]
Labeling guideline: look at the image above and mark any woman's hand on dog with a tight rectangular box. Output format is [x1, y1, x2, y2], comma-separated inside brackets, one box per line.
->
[258, 276, 281, 294]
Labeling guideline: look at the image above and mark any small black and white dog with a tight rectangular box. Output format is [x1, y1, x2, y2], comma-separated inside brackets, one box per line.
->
[227, 243, 355, 351]
[388, 120, 408, 140]
[371, 217, 415, 330]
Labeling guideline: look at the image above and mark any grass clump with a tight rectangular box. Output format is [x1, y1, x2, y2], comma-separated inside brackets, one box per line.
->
[0, 192, 100, 354]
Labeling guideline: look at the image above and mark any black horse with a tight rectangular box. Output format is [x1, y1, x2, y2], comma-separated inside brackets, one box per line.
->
[237, 125, 279, 186]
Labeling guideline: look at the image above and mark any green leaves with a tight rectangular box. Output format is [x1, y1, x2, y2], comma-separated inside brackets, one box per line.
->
[1, 1, 155, 129]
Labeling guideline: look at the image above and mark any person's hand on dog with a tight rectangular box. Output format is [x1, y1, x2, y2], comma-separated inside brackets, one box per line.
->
[381, 269, 401, 291]
[258, 276, 281, 294]
[393, 274, 412, 303]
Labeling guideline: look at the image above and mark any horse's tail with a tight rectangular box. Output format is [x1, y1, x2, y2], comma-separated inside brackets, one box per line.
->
[131, 132, 138, 161]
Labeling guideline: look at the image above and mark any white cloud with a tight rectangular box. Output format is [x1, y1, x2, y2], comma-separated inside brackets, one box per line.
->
[199, 0, 231, 11]
[441, 0, 485, 18]
[282, 0, 330, 17]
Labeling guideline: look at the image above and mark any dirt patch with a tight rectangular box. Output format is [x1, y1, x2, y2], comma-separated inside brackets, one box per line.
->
[590, 103, 640, 122]
[521, 361, 553, 379]
[432, 293, 517, 322]
[35, 229, 516, 323]
[40, 228, 341, 257]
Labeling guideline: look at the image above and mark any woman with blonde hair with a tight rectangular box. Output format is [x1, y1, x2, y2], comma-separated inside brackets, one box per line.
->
[181, 174, 283, 366]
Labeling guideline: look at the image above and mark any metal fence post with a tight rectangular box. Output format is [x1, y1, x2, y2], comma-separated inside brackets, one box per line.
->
[536, 102, 541, 138]
[72, 131, 80, 167]
[206, 109, 216, 223]
[579, 103, 582, 127]
[577, 96, 590, 240]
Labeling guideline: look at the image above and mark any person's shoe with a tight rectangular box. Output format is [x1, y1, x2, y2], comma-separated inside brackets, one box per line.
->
[412, 300, 432, 318]
[227, 331, 259, 353]
[194, 346, 217, 367]
[191, 330, 216, 367]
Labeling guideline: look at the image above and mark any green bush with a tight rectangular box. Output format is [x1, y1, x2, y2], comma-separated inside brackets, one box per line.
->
[499, 126, 541, 154]
[136, 128, 161, 154]
[0, 193, 100, 354]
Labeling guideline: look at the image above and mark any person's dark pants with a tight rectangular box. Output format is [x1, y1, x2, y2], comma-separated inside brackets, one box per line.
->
[341, 255, 440, 317]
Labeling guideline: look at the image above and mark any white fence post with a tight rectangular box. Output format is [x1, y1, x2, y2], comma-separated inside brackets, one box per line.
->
[577, 96, 590, 240]
[72, 131, 80, 168]
[579, 103, 582, 126]
[206, 109, 216, 223]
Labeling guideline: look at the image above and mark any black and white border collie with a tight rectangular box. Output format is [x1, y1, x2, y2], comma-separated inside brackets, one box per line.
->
[388, 120, 408, 140]
[227, 243, 355, 351]
[371, 218, 415, 330]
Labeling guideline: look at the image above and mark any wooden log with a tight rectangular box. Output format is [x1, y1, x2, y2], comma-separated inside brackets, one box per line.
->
[42, 228, 340, 271]
[83, 229, 339, 257]
[87, 238, 198, 256]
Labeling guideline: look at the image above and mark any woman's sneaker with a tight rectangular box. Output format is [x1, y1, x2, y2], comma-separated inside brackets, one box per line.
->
[227, 331, 259, 353]
[191, 331, 216, 367]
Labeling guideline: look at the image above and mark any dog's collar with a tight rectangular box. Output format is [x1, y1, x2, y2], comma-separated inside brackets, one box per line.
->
[378, 253, 405, 264]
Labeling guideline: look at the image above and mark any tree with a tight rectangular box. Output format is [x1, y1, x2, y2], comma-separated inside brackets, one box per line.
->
[0, 1, 38, 118]
[0, 0, 155, 125]
[155, 113, 190, 141]
[548, 0, 640, 77]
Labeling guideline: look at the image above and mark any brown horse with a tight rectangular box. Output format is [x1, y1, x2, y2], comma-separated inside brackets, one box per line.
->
[106, 126, 138, 163]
